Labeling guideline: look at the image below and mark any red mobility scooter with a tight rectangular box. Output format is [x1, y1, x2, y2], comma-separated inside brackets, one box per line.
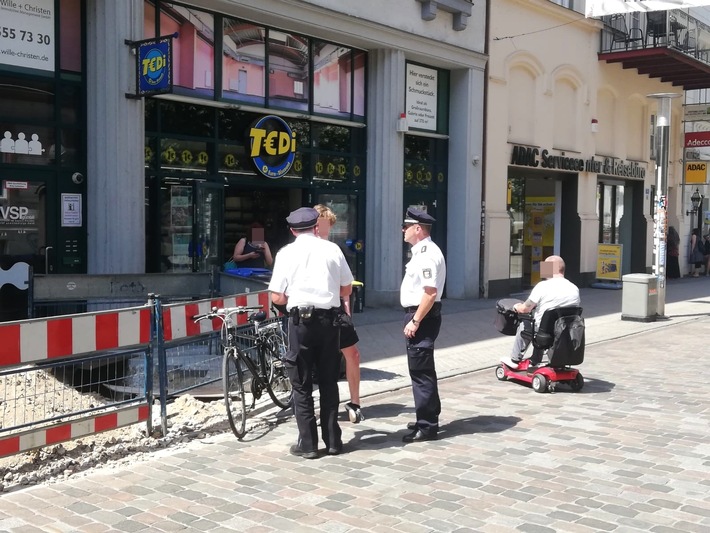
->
[495, 299, 585, 393]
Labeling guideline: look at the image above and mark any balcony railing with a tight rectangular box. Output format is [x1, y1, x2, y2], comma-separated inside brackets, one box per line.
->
[600, 9, 710, 60]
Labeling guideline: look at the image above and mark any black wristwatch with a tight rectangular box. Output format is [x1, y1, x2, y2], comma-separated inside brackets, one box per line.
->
[411, 317, 419, 326]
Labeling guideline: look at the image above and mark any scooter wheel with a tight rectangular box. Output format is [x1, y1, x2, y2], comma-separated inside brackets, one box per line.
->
[495, 365, 508, 381]
[532, 373, 548, 393]
[570, 373, 584, 391]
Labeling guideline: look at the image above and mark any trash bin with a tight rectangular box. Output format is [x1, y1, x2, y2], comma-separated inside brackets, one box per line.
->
[621, 273, 657, 322]
[351, 281, 364, 313]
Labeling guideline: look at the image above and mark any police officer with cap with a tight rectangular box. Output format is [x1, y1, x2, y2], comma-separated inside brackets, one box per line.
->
[269, 207, 354, 459]
[400, 207, 446, 442]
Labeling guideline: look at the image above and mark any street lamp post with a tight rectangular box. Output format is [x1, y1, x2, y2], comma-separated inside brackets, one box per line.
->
[648, 93, 681, 318]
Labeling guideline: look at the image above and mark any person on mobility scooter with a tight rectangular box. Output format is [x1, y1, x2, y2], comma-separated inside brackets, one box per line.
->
[497, 255, 585, 393]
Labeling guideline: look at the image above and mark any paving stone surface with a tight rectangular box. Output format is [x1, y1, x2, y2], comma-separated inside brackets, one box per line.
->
[1, 277, 710, 532]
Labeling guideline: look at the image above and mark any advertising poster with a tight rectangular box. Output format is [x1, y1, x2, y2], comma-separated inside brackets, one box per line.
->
[0, 0, 55, 72]
[596, 243, 623, 281]
[405, 63, 438, 131]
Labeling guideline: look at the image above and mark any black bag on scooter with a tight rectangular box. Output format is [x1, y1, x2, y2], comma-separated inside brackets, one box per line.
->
[495, 298, 522, 336]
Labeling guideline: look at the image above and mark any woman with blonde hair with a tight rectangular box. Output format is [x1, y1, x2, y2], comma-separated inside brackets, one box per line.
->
[314, 204, 364, 423]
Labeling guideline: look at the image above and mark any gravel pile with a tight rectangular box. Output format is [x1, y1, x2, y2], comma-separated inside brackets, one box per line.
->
[0, 370, 242, 492]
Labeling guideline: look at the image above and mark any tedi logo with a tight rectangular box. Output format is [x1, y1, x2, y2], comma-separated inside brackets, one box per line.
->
[141, 47, 167, 87]
[249, 115, 296, 179]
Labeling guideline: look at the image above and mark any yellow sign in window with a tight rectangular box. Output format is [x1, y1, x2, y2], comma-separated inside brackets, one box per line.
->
[685, 162, 707, 184]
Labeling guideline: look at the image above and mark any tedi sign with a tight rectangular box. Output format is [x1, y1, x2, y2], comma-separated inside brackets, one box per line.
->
[510, 145, 646, 179]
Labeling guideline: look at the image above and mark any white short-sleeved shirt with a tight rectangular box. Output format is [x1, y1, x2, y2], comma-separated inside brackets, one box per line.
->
[529, 276, 581, 327]
[268, 233, 354, 310]
[400, 237, 446, 307]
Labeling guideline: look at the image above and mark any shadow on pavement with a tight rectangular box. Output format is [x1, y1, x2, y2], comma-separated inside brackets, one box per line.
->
[440, 415, 522, 439]
[361, 367, 404, 382]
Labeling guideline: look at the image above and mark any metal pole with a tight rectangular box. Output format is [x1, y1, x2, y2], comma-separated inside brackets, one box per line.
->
[648, 93, 681, 318]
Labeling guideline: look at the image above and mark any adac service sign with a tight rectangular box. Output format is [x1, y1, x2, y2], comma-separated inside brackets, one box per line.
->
[685, 162, 708, 184]
[249, 115, 296, 179]
[137, 35, 174, 96]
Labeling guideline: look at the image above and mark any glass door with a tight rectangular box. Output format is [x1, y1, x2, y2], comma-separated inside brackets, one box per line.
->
[194, 182, 224, 272]
[0, 172, 56, 320]
[313, 191, 364, 282]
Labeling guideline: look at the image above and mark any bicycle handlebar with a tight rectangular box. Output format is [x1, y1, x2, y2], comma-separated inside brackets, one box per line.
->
[192, 305, 263, 321]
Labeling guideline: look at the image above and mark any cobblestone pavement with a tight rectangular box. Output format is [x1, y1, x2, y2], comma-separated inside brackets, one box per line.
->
[1, 306, 709, 532]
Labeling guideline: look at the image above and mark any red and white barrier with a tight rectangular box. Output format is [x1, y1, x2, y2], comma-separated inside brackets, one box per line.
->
[162, 290, 273, 341]
[0, 307, 152, 367]
[0, 404, 149, 459]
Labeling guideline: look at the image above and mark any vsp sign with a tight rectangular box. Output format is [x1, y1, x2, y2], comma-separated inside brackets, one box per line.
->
[249, 115, 297, 179]
[685, 162, 707, 184]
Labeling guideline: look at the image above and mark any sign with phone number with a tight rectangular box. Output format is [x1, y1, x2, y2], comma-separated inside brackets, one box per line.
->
[0, 0, 55, 72]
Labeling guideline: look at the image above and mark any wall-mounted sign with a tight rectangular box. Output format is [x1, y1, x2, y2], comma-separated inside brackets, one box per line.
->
[249, 115, 296, 179]
[61, 193, 82, 228]
[128, 34, 176, 97]
[684, 104, 710, 122]
[510, 145, 647, 179]
[0, 0, 54, 72]
[684, 131, 710, 148]
[685, 162, 707, 184]
[406, 63, 438, 131]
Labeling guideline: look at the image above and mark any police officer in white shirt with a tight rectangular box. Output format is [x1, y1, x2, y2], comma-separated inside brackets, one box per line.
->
[400, 208, 446, 442]
[269, 207, 354, 459]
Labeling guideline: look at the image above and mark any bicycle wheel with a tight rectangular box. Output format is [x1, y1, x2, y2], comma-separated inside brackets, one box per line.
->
[263, 334, 292, 410]
[223, 348, 247, 439]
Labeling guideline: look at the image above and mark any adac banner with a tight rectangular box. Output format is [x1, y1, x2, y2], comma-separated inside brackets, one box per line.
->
[586, 1, 710, 17]
[136, 35, 175, 96]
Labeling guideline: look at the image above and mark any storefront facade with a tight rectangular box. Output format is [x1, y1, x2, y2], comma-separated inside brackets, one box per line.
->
[485, 0, 685, 298]
[1, 0, 487, 310]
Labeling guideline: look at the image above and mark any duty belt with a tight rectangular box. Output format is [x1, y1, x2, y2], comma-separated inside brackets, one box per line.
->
[403, 302, 442, 314]
[289, 306, 338, 319]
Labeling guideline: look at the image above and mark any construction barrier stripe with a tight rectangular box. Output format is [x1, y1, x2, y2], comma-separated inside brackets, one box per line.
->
[0, 404, 150, 459]
[0, 307, 152, 367]
[162, 290, 273, 341]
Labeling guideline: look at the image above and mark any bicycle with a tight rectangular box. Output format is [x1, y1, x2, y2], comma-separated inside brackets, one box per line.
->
[192, 305, 292, 439]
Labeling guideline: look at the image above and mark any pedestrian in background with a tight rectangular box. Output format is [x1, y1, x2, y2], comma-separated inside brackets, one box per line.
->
[689, 228, 704, 277]
[268, 207, 354, 459]
[666, 226, 681, 279]
[400, 208, 446, 443]
[314, 204, 364, 424]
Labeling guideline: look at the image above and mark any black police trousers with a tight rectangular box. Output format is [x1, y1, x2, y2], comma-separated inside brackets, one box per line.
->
[404, 307, 442, 434]
[284, 311, 341, 453]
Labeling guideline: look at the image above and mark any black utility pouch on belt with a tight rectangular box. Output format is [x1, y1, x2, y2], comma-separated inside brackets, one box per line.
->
[298, 305, 314, 321]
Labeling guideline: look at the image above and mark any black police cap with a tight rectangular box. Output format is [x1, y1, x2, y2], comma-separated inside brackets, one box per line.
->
[404, 207, 435, 225]
[286, 207, 319, 229]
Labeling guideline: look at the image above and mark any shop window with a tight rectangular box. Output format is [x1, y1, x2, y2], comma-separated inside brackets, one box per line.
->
[268, 29, 309, 112]
[0, 78, 54, 121]
[312, 124, 350, 152]
[353, 50, 366, 118]
[60, 0, 82, 72]
[160, 3, 215, 98]
[59, 84, 81, 125]
[160, 101, 214, 137]
[0, 123, 55, 166]
[159, 138, 210, 173]
[222, 18, 266, 104]
[58, 129, 82, 167]
[404, 136, 448, 191]
[217, 143, 249, 175]
[313, 41, 352, 117]
[144, 1, 157, 39]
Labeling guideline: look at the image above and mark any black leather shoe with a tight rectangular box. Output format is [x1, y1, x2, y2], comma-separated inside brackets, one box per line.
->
[289, 445, 318, 459]
[402, 429, 438, 443]
[407, 422, 418, 430]
[327, 445, 343, 456]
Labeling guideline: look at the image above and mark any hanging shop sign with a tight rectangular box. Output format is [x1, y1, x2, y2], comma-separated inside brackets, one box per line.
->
[685, 162, 707, 184]
[405, 63, 438, 131]
[249, 115, 296, 179]
[125, 33, 177, 97]
[0, 0, 54, 72]
[510, 145, 647, 179]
